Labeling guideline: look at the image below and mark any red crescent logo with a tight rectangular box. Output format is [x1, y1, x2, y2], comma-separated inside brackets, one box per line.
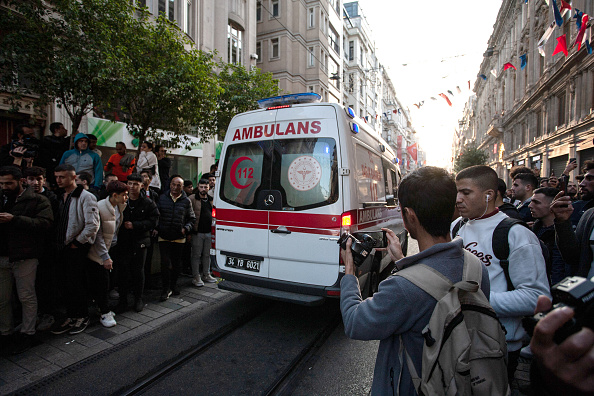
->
[230, 156, 253, 189]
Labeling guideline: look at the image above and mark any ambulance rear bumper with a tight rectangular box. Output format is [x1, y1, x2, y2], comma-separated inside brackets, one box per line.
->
[215, 269, 342, 306]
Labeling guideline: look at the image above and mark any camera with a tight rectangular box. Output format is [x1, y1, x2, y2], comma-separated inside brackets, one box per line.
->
[523, 276, 594, 344]
[338, 231, 385, 267]
[11, 137, 39, 159]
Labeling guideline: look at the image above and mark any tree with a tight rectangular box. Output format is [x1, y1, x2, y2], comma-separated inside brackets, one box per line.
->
[0, 0, 135, 133]
[100, 12, 221, 150]
[454, 144, 489, 173]
[214, 61, 281, 138]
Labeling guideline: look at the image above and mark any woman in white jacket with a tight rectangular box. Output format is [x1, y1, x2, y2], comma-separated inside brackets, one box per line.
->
[136, 141, 160, 191]
[87, 181, 129, 328]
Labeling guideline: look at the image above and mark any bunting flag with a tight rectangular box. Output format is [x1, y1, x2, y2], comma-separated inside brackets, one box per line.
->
[575, 8, 584, 30]
[456, 86, 462, 94]
[447, 90, 454, 96]
[587, 28, 593, 54]
[552, 0, 564, 27]
[574, 14, 589, 50]
[413, 103, 420, 109]
[538, 45, 546, 56]
[503, 62, 516, 71]
[479, 74, 487, 80]
[430, 96, 438, 100]
[552, 34, 569, 56]
[560, 0, 571, 16]
[490, 69, 498, 78]
[468, 80, 471, 89]
[538, 21, 556, 48]
[406, 143, 418, 163]
[439, 93, 452, 106]
[520, 54, 527, 70]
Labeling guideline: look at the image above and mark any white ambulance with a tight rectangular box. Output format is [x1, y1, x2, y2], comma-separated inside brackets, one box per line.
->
[211, 93, 408, 305]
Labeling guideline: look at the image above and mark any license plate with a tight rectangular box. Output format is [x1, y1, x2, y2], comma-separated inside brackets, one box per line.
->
[225, 256, 261, 272]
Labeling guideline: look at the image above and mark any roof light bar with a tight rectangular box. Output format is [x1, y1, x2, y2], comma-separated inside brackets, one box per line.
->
[257, 93, 322, 109]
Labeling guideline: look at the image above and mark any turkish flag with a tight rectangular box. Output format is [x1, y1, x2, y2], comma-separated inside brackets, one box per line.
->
[503, 62, 516, 71]
[407, 143, 418, 163]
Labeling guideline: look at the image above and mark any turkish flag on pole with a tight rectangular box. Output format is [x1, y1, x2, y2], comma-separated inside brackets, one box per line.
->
[407, 143, 418, 163]
[553, 34, 569, 57]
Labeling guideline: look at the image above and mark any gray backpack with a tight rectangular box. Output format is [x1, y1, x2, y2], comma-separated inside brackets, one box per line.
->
[396, 251, 510, 396]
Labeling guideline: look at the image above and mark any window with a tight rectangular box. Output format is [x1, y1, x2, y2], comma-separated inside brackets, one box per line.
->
[308, 85, 315, 92]
[183, 0, 192, 35]
[536, 110, 543, 137]
[308, 46, 314, 67]
[270, 38, 279, 59]
[271, 0, 279, 17]
[228, 24, 243, 65]
[308, 7, 315, 28]
[558, 92, 566, 126]
[256, 41, 262, 63]
[256, 2, 261, 21]
[158, 0, 175, 22]
[329, 25, 340, 54]
[348, 40, 354, 61]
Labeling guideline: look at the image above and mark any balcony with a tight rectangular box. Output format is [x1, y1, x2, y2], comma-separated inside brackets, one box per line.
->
[486, 119, 503, 138]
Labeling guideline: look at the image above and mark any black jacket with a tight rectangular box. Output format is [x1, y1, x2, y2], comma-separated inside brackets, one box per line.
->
[118, 194, 159, 248]
[555, 207, 594, 277]
[157, 191, 195, 241]
[498, 203, 522, 220]
[0, 187, 53, 261]
[39, 135, 70, 171]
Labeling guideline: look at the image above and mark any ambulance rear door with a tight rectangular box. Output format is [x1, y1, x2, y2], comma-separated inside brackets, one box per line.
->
[267, 105, 343, 286]
[216, 110, 276, 279]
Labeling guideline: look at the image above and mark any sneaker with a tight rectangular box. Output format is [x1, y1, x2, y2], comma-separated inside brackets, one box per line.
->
[160, 289, 172, 302]
[100, 312, 116, 328]
[37, 314, 55, 332]
[134, 298, 144, 313]
[109, 289, 120, 299]
[51, 318, 73, 335]
[192, 278, 204, 287]
[69, 317, 90, 334]
[202, 274, 217, 283]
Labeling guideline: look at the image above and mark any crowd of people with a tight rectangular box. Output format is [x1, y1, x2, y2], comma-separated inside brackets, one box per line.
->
[0, 123, 218, 355]
[341, 162, 594, 395]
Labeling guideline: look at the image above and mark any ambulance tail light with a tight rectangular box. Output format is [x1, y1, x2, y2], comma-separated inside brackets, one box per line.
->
[211, 206, 216, 250]
[326, 289, 340, 297]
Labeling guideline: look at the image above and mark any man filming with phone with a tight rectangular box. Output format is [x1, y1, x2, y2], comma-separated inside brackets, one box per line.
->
[340, 166, 491, 395]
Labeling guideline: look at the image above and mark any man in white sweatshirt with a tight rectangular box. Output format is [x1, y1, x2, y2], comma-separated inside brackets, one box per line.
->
[453, 165, 550, 382]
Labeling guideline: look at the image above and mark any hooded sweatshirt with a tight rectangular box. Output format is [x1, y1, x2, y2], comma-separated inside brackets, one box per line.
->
[59, 133, 103, 188]
[452, 210, 551, 351]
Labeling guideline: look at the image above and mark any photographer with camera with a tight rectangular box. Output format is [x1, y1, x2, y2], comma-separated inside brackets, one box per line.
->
[0, 124, 40, 171]
[529, 294, 594, 395]
[340, 167, 492, 395]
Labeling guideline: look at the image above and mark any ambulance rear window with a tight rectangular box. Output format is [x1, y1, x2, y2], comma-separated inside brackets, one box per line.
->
[220, 138, 338, 211]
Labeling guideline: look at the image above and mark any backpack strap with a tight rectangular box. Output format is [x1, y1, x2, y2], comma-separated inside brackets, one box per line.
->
[462, 250, 483, 287]
[395, 264, 453, 301]
[492, 217, 526, 291]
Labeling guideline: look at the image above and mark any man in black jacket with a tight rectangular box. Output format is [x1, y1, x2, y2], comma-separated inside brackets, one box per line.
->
[157, 175, 195, 301]
[39, 122, 70, 189]
[496, 178, 522, 220]
[0, 166, 53, 354]
[24, 166, 59, 331]
[114, 174, 159, 312]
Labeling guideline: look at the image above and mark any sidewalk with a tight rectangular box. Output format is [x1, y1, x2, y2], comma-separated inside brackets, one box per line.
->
[0, 279, 230, 395]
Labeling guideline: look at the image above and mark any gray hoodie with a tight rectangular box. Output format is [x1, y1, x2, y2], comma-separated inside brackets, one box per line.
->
[340, 238, 490, 396]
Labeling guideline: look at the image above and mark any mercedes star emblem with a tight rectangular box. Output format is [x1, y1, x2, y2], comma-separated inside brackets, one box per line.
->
[265, 195, 275, 206]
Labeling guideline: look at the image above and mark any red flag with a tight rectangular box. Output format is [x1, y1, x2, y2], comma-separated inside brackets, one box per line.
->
[467, 80, 471, 90]
[407, 143, 418, 163]
[393, 109, 398, 114]
[439, 93, 452, 107]
[552, 34, 568, 57]
[560, 0, 571, 13]
[503, 62, 516, 71]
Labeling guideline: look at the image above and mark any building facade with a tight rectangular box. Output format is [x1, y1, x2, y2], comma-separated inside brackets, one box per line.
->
[461, 0, 594, 183]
